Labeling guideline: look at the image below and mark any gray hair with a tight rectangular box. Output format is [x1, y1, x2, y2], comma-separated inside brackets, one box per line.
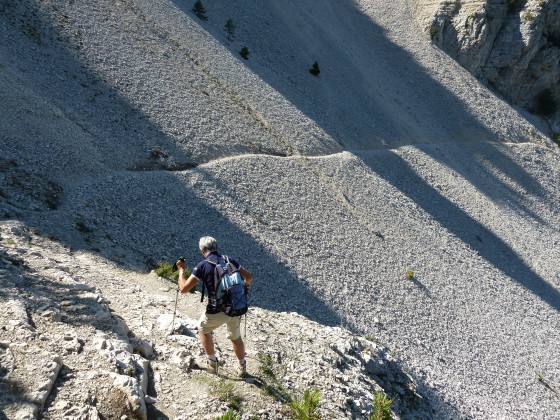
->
[199, 236, 218, 253]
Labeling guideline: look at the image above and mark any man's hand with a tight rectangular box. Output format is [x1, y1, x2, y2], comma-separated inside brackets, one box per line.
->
[175, 258, 186, 271]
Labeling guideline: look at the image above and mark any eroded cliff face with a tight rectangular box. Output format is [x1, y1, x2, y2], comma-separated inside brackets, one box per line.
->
[413, 0, 560, 134]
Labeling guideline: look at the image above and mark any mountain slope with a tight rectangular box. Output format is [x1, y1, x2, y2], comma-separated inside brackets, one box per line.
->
[1, 0, 560, 419]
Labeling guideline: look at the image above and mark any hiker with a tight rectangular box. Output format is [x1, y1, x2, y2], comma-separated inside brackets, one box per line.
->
[175, 236, 254, 376]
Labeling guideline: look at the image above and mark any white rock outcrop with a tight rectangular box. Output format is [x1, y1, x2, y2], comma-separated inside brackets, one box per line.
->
[413, 0, 560, 132]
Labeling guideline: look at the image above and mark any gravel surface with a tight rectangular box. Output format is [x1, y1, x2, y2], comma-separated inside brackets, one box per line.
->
[1, 0, 560, 418]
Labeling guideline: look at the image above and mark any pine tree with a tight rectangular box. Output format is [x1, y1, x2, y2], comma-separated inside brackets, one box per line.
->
[224, 18, 235, 41]
[192, 0, 208, 21]
[309, 61, 320, 76]
[239, 46, 249, 60]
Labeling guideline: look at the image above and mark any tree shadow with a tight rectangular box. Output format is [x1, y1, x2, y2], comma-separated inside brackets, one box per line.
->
[360, 149, 560, 312]
[172, 0, 554, 220]
[423, 142, 556, 227]
[0, 0, 196, 183]
[0, 0, 344, 329]
[171, 0, 524, 148]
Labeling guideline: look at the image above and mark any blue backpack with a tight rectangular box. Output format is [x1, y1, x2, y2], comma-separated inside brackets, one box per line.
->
[203, 255, 248, 317]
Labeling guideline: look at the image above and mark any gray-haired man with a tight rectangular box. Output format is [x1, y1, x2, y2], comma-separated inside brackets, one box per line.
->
[175, 236, 254, 376]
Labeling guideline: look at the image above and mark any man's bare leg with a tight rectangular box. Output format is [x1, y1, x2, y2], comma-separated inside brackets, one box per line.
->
[231, 336, 245, 360]
[199, 331, 215, 356]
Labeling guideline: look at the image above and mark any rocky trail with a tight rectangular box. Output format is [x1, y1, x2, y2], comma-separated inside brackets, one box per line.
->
[0, 221, 433, 419]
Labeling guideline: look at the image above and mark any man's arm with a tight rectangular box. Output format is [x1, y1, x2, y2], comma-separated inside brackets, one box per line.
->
[179, 272, 198, 293]
[176, 259, 198, 293]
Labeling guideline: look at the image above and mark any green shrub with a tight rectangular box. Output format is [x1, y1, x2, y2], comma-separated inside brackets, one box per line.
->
[430, 24, 438, 38]
[215, 409, 240, 420]
[309, 61, 320, 76]
[210, 380, 242, 411]
[522, 11, 535, 21]
[534, 89, 557, 117]
[258, 353, 275, 378]
[290, 388, 321, 420]
[255, 352, 291, 403]
[554, 132, 560, 145]
[239, 46, 249, 60]
[368, 391, 392, 420]
[154, 262, 189, 282]
[406, 269, 415, 280]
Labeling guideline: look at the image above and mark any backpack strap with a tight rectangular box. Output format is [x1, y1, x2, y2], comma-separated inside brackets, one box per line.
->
[201, 255, 227, 303]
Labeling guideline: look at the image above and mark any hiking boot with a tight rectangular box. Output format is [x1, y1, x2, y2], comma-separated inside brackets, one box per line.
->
[237, 361, 247, 378]
[206, 358, 219, 375]
[194, 357, 219, 374]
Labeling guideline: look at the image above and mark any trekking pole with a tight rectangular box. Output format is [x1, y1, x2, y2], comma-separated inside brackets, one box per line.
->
[244, 284, 250, 340]
[168, 257, 185, 333]
[170, 285, 179, 333]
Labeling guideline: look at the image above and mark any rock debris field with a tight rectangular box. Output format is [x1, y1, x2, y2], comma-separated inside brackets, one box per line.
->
[1, 0, 560, 419]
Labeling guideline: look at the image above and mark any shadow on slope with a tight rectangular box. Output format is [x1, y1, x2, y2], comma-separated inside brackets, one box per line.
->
[174, 0, 504, 148]
[0, 0, 195, 181]
[361, 149, 560, 312]
[176, 0, 559, 310]
[0, 0, 343, 335]
[425, 142, 554, 226]
[3, 1, 554, 418]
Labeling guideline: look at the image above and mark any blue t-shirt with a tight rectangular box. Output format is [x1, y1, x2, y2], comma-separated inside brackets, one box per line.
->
[192, 251, 241, 312]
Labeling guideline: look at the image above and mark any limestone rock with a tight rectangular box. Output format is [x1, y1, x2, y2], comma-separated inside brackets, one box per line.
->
[110, 373, 147, 420]
[130, 337, 154, 359]
[413, 0, 560, 132]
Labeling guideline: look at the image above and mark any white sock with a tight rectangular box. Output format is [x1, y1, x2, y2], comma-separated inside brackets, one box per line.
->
[207, 354, 217, 362]
[238, 358, 246, 365]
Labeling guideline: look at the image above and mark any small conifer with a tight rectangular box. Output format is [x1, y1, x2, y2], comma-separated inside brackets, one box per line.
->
[192, 0, 208, 21]
[309, 61, 320, 76]
[240, 46, 249, 60]
[224, 18, 235, 41]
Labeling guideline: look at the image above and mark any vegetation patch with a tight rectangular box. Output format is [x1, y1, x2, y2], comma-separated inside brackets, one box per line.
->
[215, 409, 240, 420]
[368, 391, 392, 420]
[197, 377, 242, 413]
[192, 0, 208, 21]
[252, 352, 291, 403]
[290, 387, 321, 420]
[154, 262, 189, 282]
[430, 24, 439, 39]
[309, 61, 320, 76]
[522, 11, 535, 21]
[239, 46, 249, 60]
[534, 89, 557, 117]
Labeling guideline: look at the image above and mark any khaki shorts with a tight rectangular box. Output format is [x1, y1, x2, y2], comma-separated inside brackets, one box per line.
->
[198, 311, 242, 340]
